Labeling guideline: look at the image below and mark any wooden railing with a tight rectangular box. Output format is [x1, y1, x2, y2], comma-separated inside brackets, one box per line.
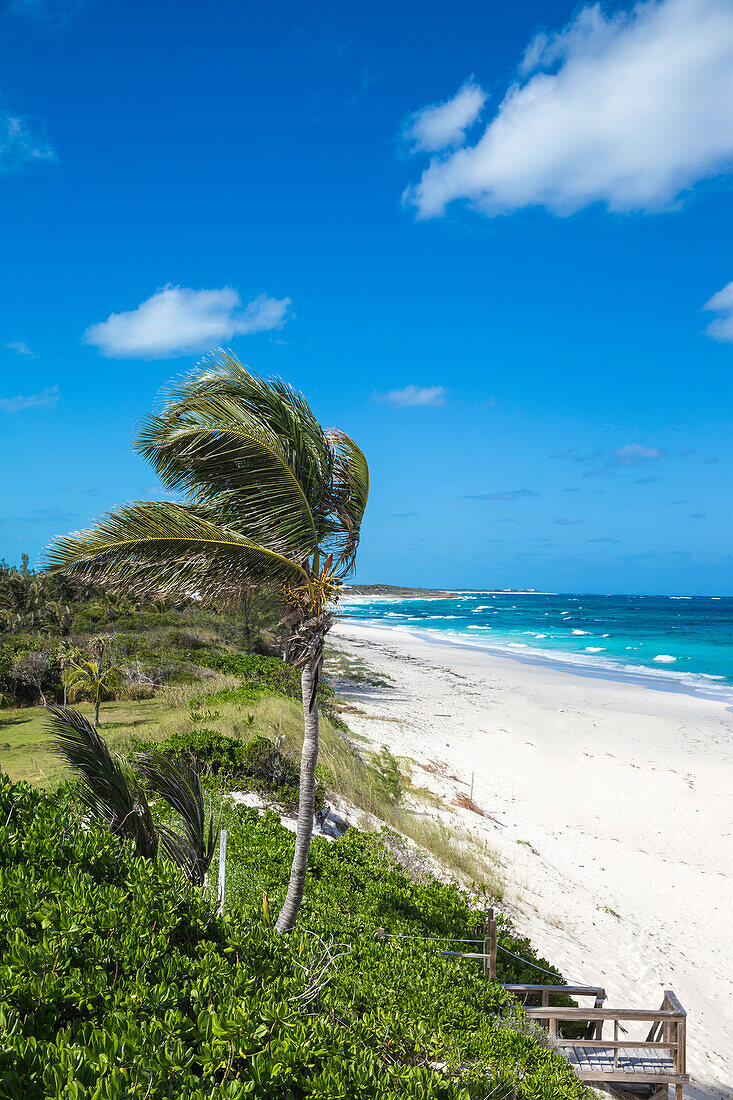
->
[377, 912, 688, 1097]
[522, 990, 688, 1096]
[503, 984, 606, 1039]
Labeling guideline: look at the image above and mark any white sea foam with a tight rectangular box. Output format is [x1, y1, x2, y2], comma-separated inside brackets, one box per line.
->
[572, 629, 589, 635]
[585, 646, 604, 653]
[338, 619, 733, 705]
[654, 654, 677, 663]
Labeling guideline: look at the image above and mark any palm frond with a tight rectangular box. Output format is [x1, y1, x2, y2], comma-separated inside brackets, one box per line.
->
[137, 395, 320, 555]
[66, 660, 123, 696]
[153, 352, 335, 524]
[136, 752, 220, 887]
[44, 501, 307, 600]
[326, 430, 370, 572]
[46, 706, 158, 860]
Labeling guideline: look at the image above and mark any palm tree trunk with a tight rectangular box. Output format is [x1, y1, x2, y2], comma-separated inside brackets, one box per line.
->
[94, 699, 100, 726]
[275, 658, 319, 933]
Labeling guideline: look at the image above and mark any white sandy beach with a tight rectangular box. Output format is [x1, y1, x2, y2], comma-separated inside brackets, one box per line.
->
[330, 620, 733, 1099]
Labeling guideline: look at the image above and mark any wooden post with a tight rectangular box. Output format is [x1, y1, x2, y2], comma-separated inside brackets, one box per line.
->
[217, 829, 227, 915]
[485, 907, 497, 980]
[676, 1015, 686, 1078]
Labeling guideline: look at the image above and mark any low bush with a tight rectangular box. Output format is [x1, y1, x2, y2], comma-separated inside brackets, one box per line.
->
[0, 641, 60, 706]
[195, 651, 337, 711]
[0, 776, 590, 1099]
[139, 729, 326, 813]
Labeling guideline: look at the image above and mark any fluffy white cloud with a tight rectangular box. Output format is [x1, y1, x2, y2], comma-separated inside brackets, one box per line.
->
[405, 0, 733, 218]
[703, 280, 733, 341]
[84, 286, 292, 359]
[402, 80, 486, 152]
[376, 385, 447, 407]
[1, 112, 55, 174]
[0, 385, 59, 412]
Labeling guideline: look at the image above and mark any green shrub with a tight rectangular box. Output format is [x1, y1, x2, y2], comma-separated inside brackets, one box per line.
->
[196, 651, 337, 709]
[139, 729, 326, 814]
[0, 776, 590, 1100]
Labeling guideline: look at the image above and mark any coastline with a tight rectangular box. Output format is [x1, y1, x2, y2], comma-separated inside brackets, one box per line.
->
[338, 615, 733, 707]
[329, 619, 733, 1098]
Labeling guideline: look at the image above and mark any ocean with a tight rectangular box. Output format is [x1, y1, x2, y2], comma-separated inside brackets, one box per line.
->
[338, 592, 733, 701]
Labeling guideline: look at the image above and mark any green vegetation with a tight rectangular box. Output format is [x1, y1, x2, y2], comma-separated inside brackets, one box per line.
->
[0, 351, 590, 1098]
[46, 355, 369, 933]
[0, 775, 589, 1099]
[136, 727, 327, 814]
[0, 565, 588, 1096]
[66, 657, 123, 726]
[47, 706, 220, 887]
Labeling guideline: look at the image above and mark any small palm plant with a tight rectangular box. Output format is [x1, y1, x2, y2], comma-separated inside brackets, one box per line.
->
[48, 705, 158, 859]
[46, 353, 368, 932]
[56, 640, 81, 706]
[47, 706, 219, 885]
[67, 658, 123, 726]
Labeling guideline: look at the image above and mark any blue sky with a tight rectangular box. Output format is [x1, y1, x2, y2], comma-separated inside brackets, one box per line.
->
[1, 0, 731, 594]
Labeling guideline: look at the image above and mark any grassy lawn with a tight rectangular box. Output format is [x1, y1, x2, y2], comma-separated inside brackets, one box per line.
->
[0, 698, 164, 785]
[0, 678, 351, 789]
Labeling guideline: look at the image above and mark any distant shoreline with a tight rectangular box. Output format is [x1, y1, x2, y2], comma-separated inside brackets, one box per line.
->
[334, 616, 733, 705]
[341, 587, 557, 600]
[337, 589, 733, 700]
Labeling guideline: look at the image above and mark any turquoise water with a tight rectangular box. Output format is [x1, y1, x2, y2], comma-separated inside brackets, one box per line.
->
[339, 592, 733, 701]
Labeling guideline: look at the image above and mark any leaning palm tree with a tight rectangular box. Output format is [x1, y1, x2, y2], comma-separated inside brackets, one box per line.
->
[67, 658, 123, 727]
[46, 352, 368, 932]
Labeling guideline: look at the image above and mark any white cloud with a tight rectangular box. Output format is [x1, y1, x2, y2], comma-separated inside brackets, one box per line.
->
[703, 279, 733, 341]
[404, 0, 733, 218]
[612, 444, 666, 465]
[464, 489, 539, 501]
[376, 385, 447, 407]
[83, 285, 292, 359]
[1, 112, 55, 174]
[402, 80, 486, 152]
[5, 340, 37, 358]
[0, 384, 59, 412]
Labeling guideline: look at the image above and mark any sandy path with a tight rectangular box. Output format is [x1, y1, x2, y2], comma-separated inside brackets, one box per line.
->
[330, 621, 733, 1099]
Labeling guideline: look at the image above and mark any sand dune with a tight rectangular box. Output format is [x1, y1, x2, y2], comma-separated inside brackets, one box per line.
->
[330, 621, 733, 1099]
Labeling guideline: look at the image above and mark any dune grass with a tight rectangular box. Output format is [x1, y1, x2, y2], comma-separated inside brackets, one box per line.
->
[1, 659, 505, 899]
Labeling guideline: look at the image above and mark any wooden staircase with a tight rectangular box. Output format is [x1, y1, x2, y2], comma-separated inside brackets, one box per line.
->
[519, 987, 688, 1098]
